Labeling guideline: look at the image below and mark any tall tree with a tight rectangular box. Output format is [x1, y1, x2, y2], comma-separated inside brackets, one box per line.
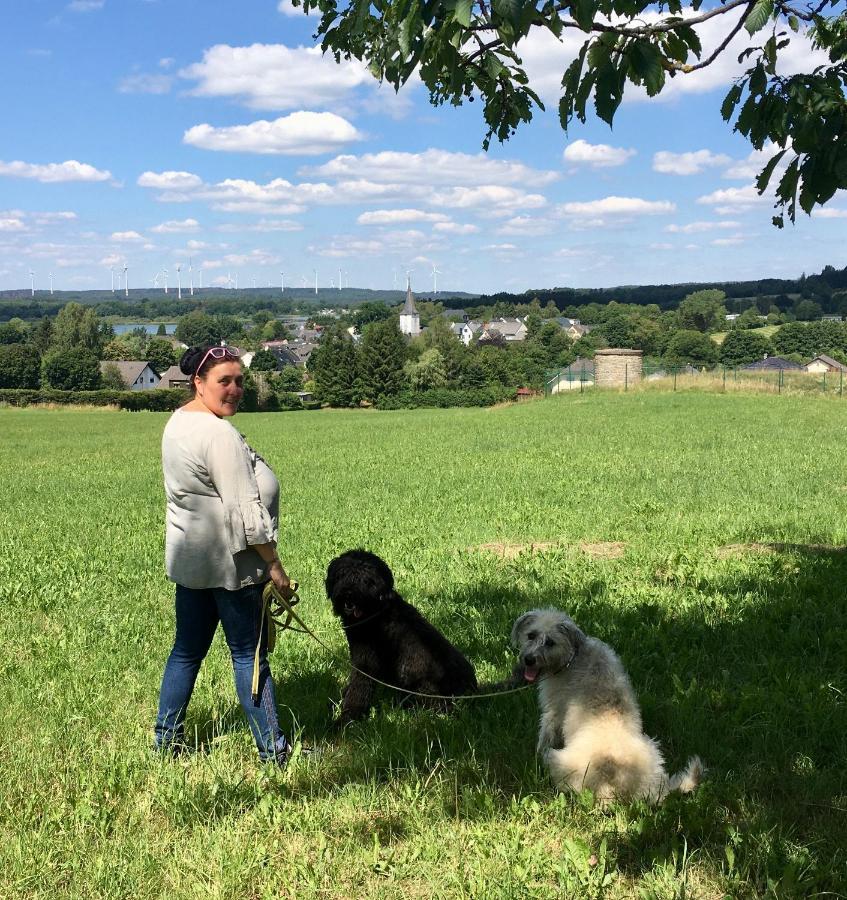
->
[52, 303, 102, 354]
[175, 311, 223, 347]
[0, 344, 41, 389]
[312, 326, 359, 406]
[294, 0, 847, 226]
[41, 348, 102, 390]
[719, 330, 774, 367]
[357, 319, 406, 401]
[677, 290, 728, 333]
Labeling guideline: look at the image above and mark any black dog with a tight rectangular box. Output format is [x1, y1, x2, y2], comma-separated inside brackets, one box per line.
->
[326, 549, 478, 725]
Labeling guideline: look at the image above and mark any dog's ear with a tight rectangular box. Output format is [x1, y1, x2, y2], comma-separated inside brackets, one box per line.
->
[511, 611, 537, 649]
[556, 616, 585, 649]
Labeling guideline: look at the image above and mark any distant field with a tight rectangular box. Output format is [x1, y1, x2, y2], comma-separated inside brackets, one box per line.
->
[1, 393, 846, 898]
[711, 324, 781, 345]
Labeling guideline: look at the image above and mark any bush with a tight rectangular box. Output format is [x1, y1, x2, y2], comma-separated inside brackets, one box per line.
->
[0, 388, 188, 410]
[375, 386, 514, 409]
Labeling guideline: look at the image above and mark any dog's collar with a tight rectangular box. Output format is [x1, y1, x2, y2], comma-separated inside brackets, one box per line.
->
[543, 644, 579, 679]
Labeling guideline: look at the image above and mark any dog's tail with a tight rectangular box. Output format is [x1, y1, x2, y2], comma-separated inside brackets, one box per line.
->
[667, 756, 704, 795]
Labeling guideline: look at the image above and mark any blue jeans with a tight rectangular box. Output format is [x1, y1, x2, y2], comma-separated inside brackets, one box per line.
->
[155, 582, 288, 762]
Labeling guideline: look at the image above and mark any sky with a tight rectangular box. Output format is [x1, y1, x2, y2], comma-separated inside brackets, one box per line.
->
[1, 0, 845, 296]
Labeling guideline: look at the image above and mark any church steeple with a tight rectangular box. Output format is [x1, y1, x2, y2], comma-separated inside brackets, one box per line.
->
[399, 273, 420, 336]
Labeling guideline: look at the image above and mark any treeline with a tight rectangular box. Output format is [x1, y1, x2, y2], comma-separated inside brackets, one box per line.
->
[480, 264, 847, 314]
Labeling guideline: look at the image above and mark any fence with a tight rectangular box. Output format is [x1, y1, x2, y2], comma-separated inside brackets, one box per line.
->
[545, 364, 846, 397]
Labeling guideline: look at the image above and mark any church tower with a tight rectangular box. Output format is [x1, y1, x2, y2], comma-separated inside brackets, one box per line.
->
[399, 274, 421, 337]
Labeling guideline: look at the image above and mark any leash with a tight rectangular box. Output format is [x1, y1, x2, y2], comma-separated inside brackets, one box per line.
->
[253, 581, 532, 703]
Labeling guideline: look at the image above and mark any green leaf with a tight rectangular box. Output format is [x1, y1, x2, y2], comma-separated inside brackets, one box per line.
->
[493, 0, 522, 29]
[721, 83, 743, 120]
[453, 0, 473, 27]
[572, 0, 596, 32]
[787, 14, 799, 32]
[755, 147, 787, 192]
[628, 40, 665, 96]
[744, 0, 774, 36]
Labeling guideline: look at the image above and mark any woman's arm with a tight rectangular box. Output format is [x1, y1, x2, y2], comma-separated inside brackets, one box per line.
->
[253, 542, 295, 596]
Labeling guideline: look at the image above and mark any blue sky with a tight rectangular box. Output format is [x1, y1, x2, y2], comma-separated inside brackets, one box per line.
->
[1, 0, 845, 295]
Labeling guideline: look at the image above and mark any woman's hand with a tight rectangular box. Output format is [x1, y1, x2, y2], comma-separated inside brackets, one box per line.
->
[268, 559, 296, 598]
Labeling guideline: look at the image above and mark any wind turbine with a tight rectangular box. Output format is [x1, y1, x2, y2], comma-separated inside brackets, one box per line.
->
[431, 263, 441, 295]
[338, 268, 342, 291]
[152, 272, 159, 289]
[123, 263, 128, 297]
[300, 275, 308, 288]
[313, 268, 318, 295]
[110, 267, 115, 293]
[163, 268, 168, 294]
[280, 271, 284, 293]
[176, 263, 182, 300]
[234, 272, 239, 290]
[29, 270, 35, 296]
[189, 257, 194, 296]
[48, 272, 54, 295]
[252, 274, 257, 290]
[198, 268, 203, 290]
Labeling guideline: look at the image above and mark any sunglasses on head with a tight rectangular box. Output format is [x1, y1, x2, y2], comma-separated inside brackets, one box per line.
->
[195, 345, 240, 376]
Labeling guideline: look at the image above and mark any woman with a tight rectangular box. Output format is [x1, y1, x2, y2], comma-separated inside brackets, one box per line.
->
[155, 344, 293, 764]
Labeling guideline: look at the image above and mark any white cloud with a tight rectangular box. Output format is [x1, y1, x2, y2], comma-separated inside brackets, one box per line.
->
[433, 222, 479, 234]
[159, 57, 175, 69]
[665, 220, 741, 234]
[186, 240, 209, 250]
[32, 211, 78, 224]
[697, 184, 768, 211]
[653, 150, 731, 175]
[553, 247, 589, 257]
[277, 0, 319, 15]
[312, 238, 385, 258]
[357, 209, 449, 226]
[119, 73, 173, 94]
[560, 196, 675, 216]
[150, 218, 200, 234]
[563, 139, 635, 168]
[811, 207, 847, 219]
[497, 216, 552, 236]
[137, 170, 204, 191]
[180, 44, 373, 111]
[722, 143, 785, 180]
[110, 230, 144, 242]
[0, 218, 26, 232]
[711, 236, 745, 246]
[218, 219, 303, 232]
[430, 185, 547, 214]
[306, 149, 558, 188]
[183, 112, 362, 155]
[649, 242, 675, 251]
[0, 159, 112, 183]
[100, 253, 123, 266]
[68, 0, 104, 11]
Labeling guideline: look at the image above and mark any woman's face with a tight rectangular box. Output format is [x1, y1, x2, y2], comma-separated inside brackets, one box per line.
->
[194, 360, 244, 417]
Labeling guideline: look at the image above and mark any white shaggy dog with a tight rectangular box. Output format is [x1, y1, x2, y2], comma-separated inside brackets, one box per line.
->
[512, 609, 703, 804]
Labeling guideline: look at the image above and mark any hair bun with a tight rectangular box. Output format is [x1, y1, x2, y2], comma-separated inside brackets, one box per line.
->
[179, 346, 206, 376]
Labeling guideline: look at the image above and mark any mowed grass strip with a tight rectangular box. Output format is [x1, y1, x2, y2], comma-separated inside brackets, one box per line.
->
[1, 392, 846, 899]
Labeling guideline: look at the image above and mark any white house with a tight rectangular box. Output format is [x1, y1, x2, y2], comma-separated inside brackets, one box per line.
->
[100, 360, 160, 390]
[806, 354, 847, 374]
[450, 320, 482, 346]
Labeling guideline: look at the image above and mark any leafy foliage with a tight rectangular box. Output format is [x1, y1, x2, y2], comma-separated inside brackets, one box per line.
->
[294, 0, 847, 223]
[41, 347, 102, 391]
[719, 328, 775, 366]
[0, 343, 41, 389]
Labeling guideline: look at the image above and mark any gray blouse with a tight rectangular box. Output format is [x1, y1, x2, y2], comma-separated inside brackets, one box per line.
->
[162, 408, 280, 590]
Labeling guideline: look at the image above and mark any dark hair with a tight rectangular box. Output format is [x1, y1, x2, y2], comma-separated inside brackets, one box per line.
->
[179, 346, 240, 395]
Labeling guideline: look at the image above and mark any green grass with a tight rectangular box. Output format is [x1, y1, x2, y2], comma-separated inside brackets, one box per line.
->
[711, 324, 781, 346]
[1, 392, 846, 898]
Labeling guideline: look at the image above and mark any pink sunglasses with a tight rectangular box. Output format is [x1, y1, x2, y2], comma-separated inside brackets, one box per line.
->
[195, 345, 240, 376]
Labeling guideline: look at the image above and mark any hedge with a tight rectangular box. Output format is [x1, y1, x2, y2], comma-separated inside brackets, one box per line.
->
[375, 386, 516, 409]
[0, 388, 189, 410]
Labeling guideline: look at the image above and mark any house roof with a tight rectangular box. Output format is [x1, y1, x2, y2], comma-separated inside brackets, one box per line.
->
[99, 360, 154, 384]
[554, 317, 581, 328]
[808, 354, 847, 372]
[742, 356, 804, 370]
[485, 319, 525, 337]
[159, 365, 190, 386]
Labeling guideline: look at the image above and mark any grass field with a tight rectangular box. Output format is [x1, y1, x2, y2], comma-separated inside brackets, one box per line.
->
[1, 391, 846, 899]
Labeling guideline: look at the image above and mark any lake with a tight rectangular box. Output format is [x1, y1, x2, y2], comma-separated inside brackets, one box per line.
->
[112, 323, 177, 335]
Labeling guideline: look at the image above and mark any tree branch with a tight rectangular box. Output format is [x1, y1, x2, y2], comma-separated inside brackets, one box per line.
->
[667, 1, 757, 73]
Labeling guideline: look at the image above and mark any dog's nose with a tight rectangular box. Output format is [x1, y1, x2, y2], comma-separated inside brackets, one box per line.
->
[523, 654, 536, 667]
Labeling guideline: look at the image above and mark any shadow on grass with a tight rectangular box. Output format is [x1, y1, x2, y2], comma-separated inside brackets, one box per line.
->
[176, 546, 846, 893]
